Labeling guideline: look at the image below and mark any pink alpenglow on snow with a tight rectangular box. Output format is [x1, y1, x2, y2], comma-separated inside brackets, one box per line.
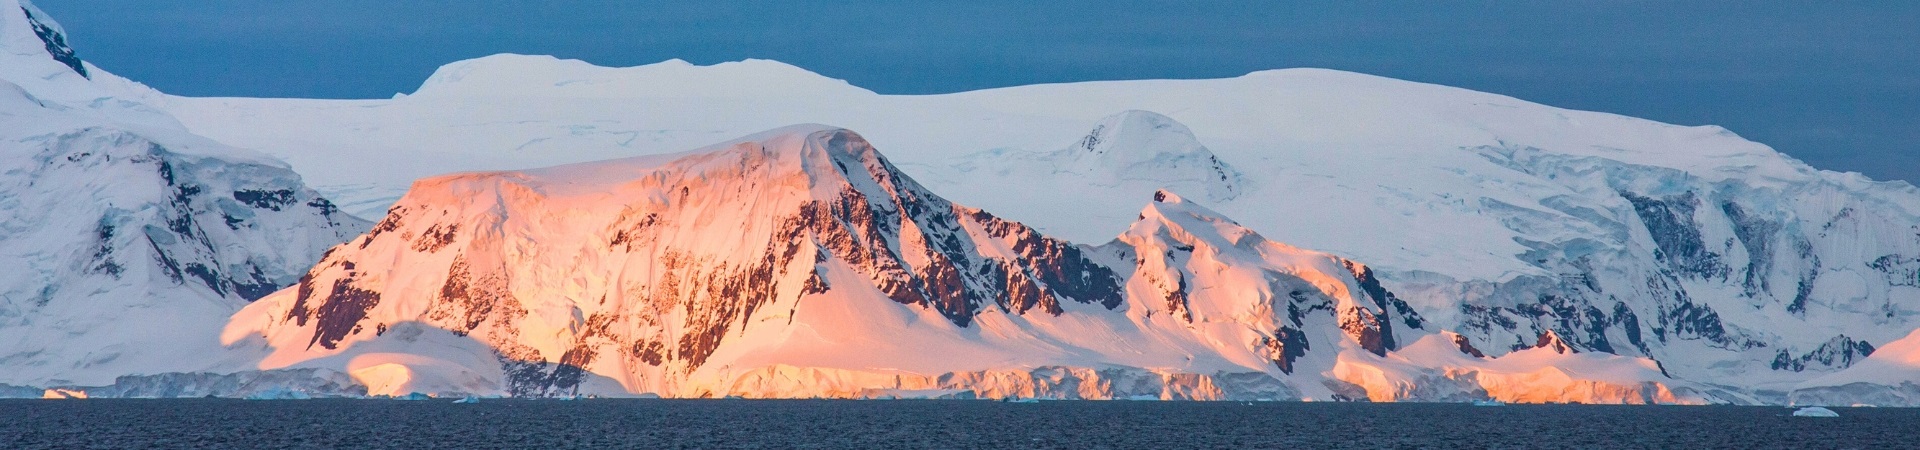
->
[222, 126, 1710, 402]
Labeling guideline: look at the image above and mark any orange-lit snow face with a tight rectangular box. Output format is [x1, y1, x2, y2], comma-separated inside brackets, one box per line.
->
[41, 388, 87, 399]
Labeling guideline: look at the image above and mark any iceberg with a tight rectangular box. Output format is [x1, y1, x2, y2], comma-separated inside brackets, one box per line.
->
[1791, 406, 1839, 417]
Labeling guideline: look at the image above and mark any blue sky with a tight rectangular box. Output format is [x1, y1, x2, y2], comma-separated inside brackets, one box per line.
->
[33, 1, 1920, 184]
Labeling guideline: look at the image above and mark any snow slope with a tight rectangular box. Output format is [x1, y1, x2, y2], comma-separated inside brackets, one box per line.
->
[1789, 328, 1920, 406]
[3, 1, 1914, 403]
[220, 126, 1710, 402]
[144, 53, 1920, 403]
[0, 0, 366, 387]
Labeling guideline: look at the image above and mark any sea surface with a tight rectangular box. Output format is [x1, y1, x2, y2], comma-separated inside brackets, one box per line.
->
[0, 399, 1904, 449]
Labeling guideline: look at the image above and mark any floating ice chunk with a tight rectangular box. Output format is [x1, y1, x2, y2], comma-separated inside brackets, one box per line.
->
[453, 395, 479, 404]
[1792, 406, 1839, 417]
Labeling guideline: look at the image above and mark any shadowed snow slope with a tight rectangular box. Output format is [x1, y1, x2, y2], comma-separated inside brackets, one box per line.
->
[1790, 328, 1920, 406]
[0, 0, 368, 387]
[221, 127, 1709, 402]
[150, 52, 1920, 405]
[6, 2, 1919, 403]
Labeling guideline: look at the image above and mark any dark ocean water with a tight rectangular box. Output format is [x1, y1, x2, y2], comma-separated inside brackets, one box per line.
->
[0, 399, 1905, 449]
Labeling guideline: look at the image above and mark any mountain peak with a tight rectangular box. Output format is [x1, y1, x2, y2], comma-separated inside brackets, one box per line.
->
[2, 0, 89, 84]
[1131, 188, 1256, 251]
[232, 125, 1128, 391]
[1057, 110, 1245, 202]
[408, 54, 872, 99]
[1073, 110, 1205, 161]
[439, 123, 872, 202]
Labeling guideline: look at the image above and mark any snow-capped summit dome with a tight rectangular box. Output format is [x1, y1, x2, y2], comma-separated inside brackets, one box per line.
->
[0, 0, 89, 87]
[0, 1, 180, 128]
[1058, 110, 1244, 202]
[455, 123, 883, 199]
[1073, 110, 1207, 162]
[408, 54, 873, 99]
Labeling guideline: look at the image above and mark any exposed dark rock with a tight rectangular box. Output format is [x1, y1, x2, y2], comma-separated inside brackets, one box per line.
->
[1613, 302, 1648, 353]
[430, 254, 521, 334]
[967, 209, 1124, 310]
[411, 223, 458, 253]
[607, 210, 660, 250]
[1721, 201, 1781, 297]
[1535, 330, 1574, 354]
[1284, 288, 1332, 329]
[287, 270, 383, 351]
[1870, 255, 1920, 287]
[1456, 281, 1642, 356]
[233, 189, 296, 211]
[360, 206, 409, 249]
[183, 263, 223, 296]
[1078, 124, 1107, 152]
[230, 265, 280, 301]
[88, 217, 122, 277]
[632, 341, 666, 366]
[307, 197, 341, 217]
[1165, 270, 1192, 322]
[1339, 306, 1389, 357]
[1258, 327, 1310, 374]
[1771, 335, 1876, 372]
[1662, 295, 1756, 350]
[1451, 333, 1486, 358]
[145, 229, 184, 284]
[1789, 240, 1821, 314]
[1460, 304, 1519, 333]
[21, 7, 86, 78]
[801, 265, 831, 295]
[1621, 191, 1727, 280]
[1343, 261, 1427, 348]
[495, 341, 588, 398]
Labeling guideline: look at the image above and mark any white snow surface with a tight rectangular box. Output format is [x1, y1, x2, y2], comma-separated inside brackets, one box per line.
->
[1791, 406, 1840, 417]
[2, 2, 1917, 403]
[137, 53, 1920, 403]
[218, 127, 1711, 402]
[1788, 328, 1920, 406]
[0, 0, 367, 387]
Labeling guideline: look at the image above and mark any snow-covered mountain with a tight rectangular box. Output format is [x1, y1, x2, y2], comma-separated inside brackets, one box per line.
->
[4, 2, 1917, 404]
[0, 0, 366, 389]
[221, 125, 1711, 402]
[137, 53, 1920, 404]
